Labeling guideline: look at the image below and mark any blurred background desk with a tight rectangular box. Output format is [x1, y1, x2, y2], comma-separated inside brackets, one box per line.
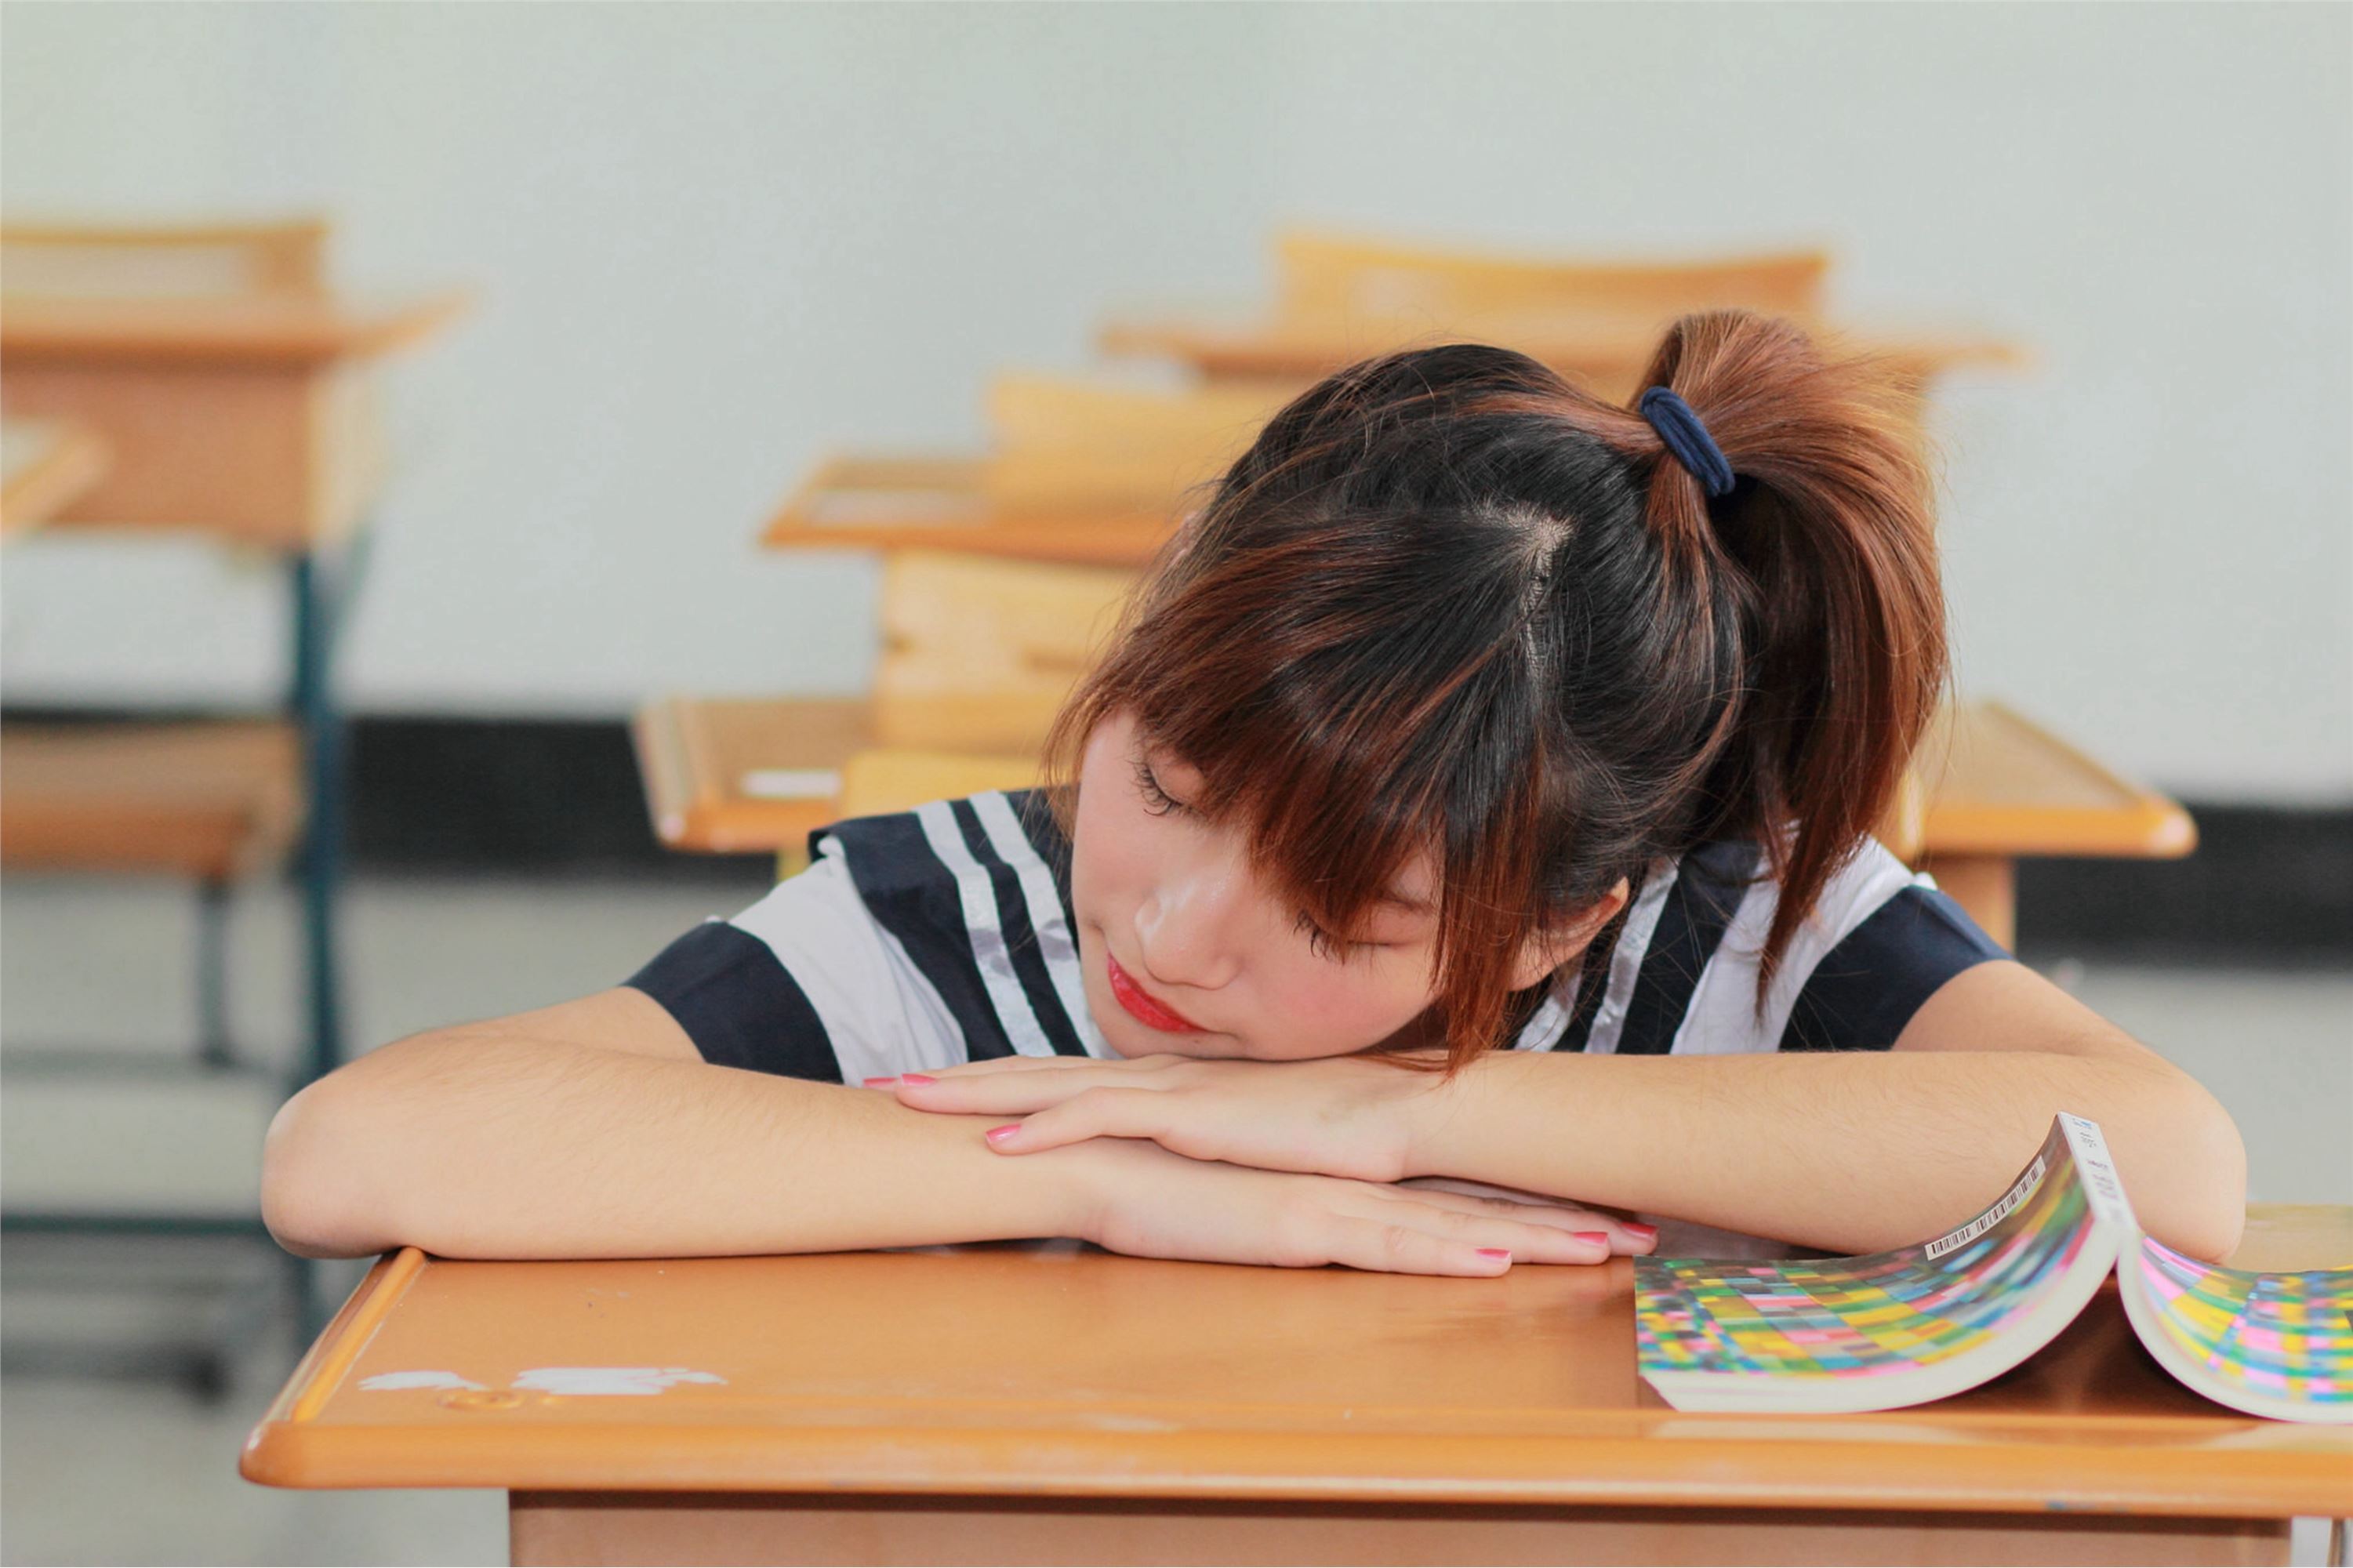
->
[0, 217, 465, 1389]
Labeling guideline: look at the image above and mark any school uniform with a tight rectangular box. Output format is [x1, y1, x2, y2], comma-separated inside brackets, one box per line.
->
[625, 789, 2007, 1259]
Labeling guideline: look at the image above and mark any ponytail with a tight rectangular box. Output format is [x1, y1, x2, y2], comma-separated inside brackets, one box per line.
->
[1620, 310, 1948, 995]
[1044, 321, 1948, 1073]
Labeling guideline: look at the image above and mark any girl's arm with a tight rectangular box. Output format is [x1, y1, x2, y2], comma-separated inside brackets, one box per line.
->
[260, 987, 1095, 1259]
[263, 986, 1643, 1276]
[1403, 960, 2249, 1261]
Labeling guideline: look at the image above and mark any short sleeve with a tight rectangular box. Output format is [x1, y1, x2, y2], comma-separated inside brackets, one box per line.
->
[623, 853, 968, 1083]
[1663, 837, 2010, 1058]
[1775, 883, 2010, 1052]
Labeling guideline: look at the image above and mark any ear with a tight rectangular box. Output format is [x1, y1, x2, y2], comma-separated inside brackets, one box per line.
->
[1505, 878, 1631, 992]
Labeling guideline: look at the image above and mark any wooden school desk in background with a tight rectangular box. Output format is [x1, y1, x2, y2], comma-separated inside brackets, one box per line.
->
[0, 216, 469, 1085]
[631, 694, 2190, 953]
[241, 1207, 2352, 1566]
[1095, 230, 2028, 400]
[634, 550, 1134, 877]
[761, 373, 1295, 566]
[0, 217, 467, 1365]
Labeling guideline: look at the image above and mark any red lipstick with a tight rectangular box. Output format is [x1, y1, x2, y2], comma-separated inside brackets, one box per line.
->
[1106, 953, 1206, 1033]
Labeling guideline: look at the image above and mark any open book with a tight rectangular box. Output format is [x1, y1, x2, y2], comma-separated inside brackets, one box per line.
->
[1635, 1112, 2350, 1422]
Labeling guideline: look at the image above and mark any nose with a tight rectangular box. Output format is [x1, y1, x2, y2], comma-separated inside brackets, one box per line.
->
[1132, 858, 1244, 993]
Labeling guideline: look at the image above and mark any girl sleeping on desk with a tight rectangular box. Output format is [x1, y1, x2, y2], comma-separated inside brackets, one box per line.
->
[260, 314, 2247, 1276]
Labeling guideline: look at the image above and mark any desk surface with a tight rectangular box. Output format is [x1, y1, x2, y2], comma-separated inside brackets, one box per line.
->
[764, 455, 1178, 567]
[631, 695, 2191, 866]
[0, 289, 471, 366]
[1915, 699, 2195, 859]
[242, 1207, 2350, 1516]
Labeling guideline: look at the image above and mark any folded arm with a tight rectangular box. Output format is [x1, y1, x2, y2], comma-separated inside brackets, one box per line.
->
[260, 987, 1095, 1260]
[1404, 961, 2248, 1262]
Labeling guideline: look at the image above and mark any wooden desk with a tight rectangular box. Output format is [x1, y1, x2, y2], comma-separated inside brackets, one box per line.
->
[1909, 701, 2196, 949]
[241, 1207, 2350, 1566]
[630, 696, 873, 856]
[630, 695, 2189, 949]
[2, 254, 467, 1348]
[0, 289, 467, 547]
[0, 417, 111, 537]
[763, 455, 1178, 567]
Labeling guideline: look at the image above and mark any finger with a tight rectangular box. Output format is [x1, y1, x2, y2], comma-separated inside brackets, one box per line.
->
[1362, 1200, 1619, 1268]
[874, 1071, 1123, 1114]
[885, 1054, 1084, 1081]
[1315, 1215, 1558, 1277]
[982, 1087, 1171, 1154]
[1379, 1184, 1658, 1254]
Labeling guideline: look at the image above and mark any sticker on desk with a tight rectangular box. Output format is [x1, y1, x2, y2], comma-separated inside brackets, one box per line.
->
[740, 768, 841, 800]
[511, 1367, 726, 1396]
[358, 1370, 486, 1392]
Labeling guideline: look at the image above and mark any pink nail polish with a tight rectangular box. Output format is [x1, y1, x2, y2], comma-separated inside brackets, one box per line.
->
[900, 1073, 936, 1085]
[862, 1076, 898, 1087]
[1574, 1231, 1610, 1246]
[1476, 1247, 1510, 1260]
[985, 1124, 1021, 1143]
[1624, 1222, 1658, 1240]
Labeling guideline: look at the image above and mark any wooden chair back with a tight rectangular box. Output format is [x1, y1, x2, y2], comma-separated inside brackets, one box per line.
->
[0, 218, 329, 299]
[979, 374, 1295, 515]
[873, 551, 1137, 753]
[1274, 230, 1832, 324]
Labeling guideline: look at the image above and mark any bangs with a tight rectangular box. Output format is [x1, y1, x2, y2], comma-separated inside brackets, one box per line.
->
[1051, 506, 1567, 984]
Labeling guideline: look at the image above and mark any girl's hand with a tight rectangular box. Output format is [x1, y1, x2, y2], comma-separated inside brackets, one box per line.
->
[868, 1052, 1434, 1184]
[1070, 1137, 1651, 1274]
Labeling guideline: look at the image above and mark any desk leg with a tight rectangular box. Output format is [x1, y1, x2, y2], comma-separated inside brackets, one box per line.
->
[1919, 853, 2017, 951]
[509, 1493, 2288, 1566]
[286, 540, 365, 1343]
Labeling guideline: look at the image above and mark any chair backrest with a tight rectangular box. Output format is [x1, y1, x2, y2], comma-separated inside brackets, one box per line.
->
[0, 218, 329, 299]
[1274, 230, 1832, 324]
[872, 551, 1138, 753]
[979, 374, 1298, 515]
[879, 550, 1136, 673]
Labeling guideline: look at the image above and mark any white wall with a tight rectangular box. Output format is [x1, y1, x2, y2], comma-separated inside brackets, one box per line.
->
[4, 2, 2347, 802]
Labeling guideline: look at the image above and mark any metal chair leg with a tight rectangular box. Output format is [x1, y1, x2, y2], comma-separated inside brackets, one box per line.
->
[195, 878, 235, 1069]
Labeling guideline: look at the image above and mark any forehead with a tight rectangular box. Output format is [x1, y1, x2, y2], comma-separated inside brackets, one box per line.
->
[1121, 719, 1439, 917]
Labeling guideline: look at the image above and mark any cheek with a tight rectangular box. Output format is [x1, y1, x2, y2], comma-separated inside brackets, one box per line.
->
[1252, 951, 1436, 1054]
[1069, 791, 1143, 923]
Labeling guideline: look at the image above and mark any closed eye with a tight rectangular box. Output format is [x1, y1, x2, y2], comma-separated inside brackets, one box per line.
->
[1132, 755, 1187, 817]
[1295, 910, 1379, 962]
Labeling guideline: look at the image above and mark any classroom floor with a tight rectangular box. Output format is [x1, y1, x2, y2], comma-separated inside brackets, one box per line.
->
[2, 871, 2347, 1567]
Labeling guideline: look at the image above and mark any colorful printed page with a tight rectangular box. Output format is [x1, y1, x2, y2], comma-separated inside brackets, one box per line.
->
[2120, 1240, 2353, 1425]
[1636, 1116, 2122, 1414]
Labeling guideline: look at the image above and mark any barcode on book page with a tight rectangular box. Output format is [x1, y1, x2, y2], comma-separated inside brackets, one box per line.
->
[1926, 1152, 2046, 1259]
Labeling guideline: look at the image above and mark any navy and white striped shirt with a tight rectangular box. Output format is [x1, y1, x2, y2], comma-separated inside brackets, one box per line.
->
[628, 786, 2005, 1076]
[624, 788, 2006, 1255]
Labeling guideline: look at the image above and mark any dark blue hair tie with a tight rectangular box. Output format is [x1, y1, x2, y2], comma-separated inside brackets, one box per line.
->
[1638, 387, 1737, 500]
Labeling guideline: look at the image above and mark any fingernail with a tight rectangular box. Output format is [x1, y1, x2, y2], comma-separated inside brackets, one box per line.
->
[985, 1124, 1021, 1144]
[862, 1076, 899, 1087]
[1574, 1232, 1610, 1246]
[1624, 1222, 1658, 1240]
[900, 1073, 936, 1085]
[1476, 1247, 1511, 1260]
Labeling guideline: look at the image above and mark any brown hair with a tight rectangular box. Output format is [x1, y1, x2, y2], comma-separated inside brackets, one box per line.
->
[1043, 311, 1947, 1077]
